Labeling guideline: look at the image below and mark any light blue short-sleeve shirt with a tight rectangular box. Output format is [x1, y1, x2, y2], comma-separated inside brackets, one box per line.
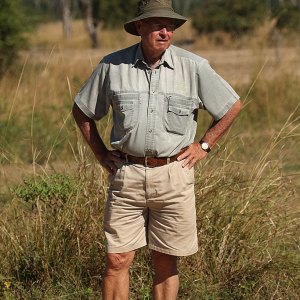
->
[75, 43, 239, 157]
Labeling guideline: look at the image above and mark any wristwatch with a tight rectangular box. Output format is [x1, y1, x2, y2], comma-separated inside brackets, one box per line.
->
[199, 140, 211, 153]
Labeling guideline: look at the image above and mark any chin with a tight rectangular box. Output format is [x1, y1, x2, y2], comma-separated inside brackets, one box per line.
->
[155, 43, 170, 51]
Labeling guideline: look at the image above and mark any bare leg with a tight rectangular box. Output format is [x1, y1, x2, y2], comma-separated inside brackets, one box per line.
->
[151, 251, 179, 300]
[102, 251, 135, 300]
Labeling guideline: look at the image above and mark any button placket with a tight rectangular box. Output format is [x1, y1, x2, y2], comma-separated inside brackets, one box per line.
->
[145, 68, 160, 155]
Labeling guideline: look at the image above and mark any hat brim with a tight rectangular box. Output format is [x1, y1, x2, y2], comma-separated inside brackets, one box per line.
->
[124, 9, 188, 36]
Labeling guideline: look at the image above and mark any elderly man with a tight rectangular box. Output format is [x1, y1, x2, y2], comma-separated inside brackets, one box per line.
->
[72, 0, 242, 299]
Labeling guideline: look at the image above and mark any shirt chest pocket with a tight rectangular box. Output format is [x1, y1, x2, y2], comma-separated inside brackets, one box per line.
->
[164, 95, 195, 135]
[112, 92, 139, 132]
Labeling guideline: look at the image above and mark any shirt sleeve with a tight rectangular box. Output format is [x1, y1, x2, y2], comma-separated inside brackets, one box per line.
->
[74, 60, 110, 120]
[197, 60, 240, 120]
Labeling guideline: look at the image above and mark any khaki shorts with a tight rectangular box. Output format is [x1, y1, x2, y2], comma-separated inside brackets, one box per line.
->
[104, 160, 198, 256]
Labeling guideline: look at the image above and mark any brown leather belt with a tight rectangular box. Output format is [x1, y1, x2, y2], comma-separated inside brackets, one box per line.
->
[120, 147, 188, 167]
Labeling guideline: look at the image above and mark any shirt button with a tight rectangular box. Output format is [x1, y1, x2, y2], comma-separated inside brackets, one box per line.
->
[149, 129, 153, 133]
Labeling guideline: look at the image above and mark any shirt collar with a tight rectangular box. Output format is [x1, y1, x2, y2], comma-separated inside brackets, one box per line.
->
[134, 43, 174, 70]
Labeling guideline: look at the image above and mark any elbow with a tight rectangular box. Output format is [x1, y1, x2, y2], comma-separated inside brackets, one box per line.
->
[72, 103, 84, 122]
[72, 103, 83, 124]
[72, 103, 78, 118]
[234, 99, 243, 116]
[237, 99, 243, 111]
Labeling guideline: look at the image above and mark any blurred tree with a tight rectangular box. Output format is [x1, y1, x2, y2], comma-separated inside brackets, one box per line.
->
[61, 0, 72, 39]
[173, 0, 194, 16]
[0, 0, 27, 75]
[96, 0, 136, 28]
[80, 0, 98, 47]
[192, 0, 266, 35]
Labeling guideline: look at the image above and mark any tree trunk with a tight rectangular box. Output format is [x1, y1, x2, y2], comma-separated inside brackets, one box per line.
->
[79, 0, 99, 48]
[61, 0, 72, 39]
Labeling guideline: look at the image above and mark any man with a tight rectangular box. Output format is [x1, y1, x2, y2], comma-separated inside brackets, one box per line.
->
[72, 0, 242, 299]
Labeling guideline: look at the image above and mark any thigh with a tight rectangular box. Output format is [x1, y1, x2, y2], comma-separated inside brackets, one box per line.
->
[147, 161, 198, 256]
[104, 163, 148, 253]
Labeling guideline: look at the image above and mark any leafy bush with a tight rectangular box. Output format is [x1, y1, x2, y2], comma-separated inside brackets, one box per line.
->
[12, 174, 80, 206]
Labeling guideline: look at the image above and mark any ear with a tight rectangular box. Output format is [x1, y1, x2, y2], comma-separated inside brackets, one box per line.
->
[135, 20, 143, 35]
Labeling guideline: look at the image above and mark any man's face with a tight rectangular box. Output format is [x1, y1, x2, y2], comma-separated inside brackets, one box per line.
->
[136, 17, 176, 55]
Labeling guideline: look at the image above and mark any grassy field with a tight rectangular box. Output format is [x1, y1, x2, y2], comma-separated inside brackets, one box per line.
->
[0, 20, 299, 299]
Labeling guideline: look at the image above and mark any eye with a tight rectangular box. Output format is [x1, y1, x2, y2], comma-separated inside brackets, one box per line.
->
[166, 24, 176, 31]
[151, 24, 176, 32]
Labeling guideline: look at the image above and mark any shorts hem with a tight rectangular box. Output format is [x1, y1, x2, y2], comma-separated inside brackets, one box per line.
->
[148, 244, 198, 257]
[106, 242, 147, 254]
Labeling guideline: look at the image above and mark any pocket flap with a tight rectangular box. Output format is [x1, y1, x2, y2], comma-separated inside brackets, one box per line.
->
[116, 102, 133, 112]
[168, 104, 190, 116]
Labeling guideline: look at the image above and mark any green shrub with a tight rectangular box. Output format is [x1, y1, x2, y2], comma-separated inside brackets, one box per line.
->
[12, 173, 80, 206]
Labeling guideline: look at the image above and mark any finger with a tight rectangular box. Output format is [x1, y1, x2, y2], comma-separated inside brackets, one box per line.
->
[108, 152, 124, 164]
[111, 150, 121, 157]
[181, 155, 194, 168]
[106, 161, 117, 174]
[186, 157, 198, 169]
[111, 156, 125, 164]
[177, 150, 191, 161]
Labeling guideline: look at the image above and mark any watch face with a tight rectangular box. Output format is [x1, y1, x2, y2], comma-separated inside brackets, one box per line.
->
[201, 142, 209, 150]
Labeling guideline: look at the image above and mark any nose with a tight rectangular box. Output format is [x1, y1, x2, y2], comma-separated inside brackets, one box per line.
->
[159, 27, 167, 35]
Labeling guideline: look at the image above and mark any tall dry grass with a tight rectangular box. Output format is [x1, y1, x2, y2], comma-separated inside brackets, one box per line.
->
[0, 21, 299, 299]
[0, 121, 299, 299]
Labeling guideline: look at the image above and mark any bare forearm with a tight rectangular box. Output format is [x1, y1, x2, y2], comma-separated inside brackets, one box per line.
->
[72, 103, 107, 160]
[201, 99, 242, 147]
[72, 103, 122, 174]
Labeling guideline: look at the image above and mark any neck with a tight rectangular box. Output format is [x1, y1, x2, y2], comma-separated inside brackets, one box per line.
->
[141, 43, 164, 69]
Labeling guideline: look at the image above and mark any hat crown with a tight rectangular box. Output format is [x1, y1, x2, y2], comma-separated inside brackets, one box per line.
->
[125, 0, 187, 36]
[137, 0, 173, 16]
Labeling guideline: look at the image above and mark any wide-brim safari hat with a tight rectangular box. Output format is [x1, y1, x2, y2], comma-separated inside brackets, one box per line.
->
[124, 0, 188, 36]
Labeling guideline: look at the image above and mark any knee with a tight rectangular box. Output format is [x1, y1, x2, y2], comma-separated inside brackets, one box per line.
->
[105, 252, 134, 273]
[151, 251, 178, 274]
